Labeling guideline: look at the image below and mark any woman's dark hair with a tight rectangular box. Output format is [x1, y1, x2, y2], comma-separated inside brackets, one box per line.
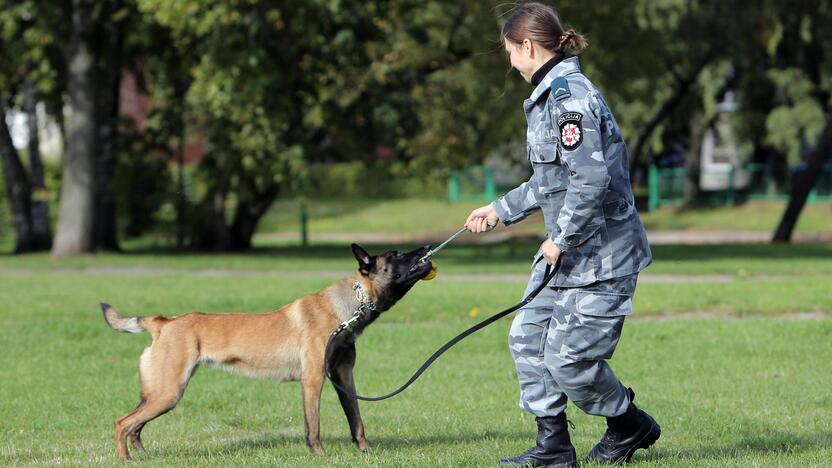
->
[501, 2, 587, 55]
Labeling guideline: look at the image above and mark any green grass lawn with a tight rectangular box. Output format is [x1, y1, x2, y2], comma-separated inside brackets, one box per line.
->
[1, 265, 831, 466]
[257, 198, 832, 237]
[641, 200, 832, 233]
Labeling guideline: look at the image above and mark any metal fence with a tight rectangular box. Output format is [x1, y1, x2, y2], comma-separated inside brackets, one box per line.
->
[648, 163, 832, 211]
[647, 166, 686, 211]
[448, 166, 498, 202]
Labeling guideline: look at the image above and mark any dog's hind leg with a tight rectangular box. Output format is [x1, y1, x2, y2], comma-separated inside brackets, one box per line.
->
[301, 353, 326, 455]
[130, 422, 146, 452]
[330, 344, 369, 452]
[114, 337, 199, 461]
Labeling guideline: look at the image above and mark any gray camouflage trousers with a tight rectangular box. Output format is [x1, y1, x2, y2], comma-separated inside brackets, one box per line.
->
[508, 257, 636, 418]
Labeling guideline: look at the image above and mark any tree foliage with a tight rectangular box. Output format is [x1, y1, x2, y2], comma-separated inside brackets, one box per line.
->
[1, 0, 830, 252]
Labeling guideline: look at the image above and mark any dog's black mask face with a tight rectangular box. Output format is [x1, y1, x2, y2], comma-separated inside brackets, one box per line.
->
[351, 243, 432, 310]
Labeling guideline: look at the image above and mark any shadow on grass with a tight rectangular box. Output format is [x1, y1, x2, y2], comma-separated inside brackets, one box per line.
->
[156, 429, 529, 458]
[154, 427, 832, 462]
[650, 243, 832, 262]
[2, 241, 830, 273]
[631, 429, 832, 465]
[115, 241, 832, 263]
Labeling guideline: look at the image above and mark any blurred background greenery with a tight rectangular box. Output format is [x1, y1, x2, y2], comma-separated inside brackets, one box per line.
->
[3, 4, 832, 465]
[1, 0, 830, 255]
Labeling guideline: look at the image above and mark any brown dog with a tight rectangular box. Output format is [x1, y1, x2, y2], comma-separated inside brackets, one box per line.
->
[102, 243, 434, 461]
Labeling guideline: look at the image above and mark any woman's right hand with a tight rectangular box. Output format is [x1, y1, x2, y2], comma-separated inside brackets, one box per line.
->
[465, 205, 500, 233]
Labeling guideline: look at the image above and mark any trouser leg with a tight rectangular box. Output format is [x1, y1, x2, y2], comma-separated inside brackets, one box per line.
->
[508, 260, 566, 418]
[543, 275, 638, 417]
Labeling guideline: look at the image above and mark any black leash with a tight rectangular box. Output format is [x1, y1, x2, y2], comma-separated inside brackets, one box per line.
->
[325, 259, 559, 402]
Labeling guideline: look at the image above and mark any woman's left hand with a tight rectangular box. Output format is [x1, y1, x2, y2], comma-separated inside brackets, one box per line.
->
[542, 238, 562, 265]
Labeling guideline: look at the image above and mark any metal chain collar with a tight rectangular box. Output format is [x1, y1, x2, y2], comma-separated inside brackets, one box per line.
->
[333, 282, 377, 335]
[333, 227, 467, 337]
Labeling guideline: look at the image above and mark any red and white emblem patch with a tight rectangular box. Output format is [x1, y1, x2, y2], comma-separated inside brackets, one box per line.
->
[557, 112, 584, 150]
[561, 123, 581, 148]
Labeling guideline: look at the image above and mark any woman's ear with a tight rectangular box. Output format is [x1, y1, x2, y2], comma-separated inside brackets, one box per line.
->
[522, 38, 533, 56]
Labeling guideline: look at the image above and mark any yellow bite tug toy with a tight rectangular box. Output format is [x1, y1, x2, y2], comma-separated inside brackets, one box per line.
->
[422, 262, 438, 281]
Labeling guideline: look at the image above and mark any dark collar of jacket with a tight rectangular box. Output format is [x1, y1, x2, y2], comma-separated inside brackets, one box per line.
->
[528, 56, 582, 103]
[531, 52, 564, 86]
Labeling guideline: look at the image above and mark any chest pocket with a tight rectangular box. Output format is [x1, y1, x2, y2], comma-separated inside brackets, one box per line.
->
[528, 140, 559, 164]
[528, 140, 568, 196]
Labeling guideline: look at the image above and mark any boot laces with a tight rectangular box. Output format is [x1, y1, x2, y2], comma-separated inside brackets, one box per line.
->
[599, 426, 622, 449]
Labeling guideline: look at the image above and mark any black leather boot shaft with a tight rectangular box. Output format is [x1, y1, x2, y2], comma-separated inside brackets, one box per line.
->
[607, 395, 642, 434]
[500, 413, 577, 467]
[585, 388, 661, 464]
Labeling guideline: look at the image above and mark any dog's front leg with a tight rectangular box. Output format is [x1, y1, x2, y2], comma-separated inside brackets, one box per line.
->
[301, 364, 326, 454]
[330, 344, 370, 452]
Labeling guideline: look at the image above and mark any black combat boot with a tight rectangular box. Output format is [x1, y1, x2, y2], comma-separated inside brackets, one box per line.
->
[585, 388, 661, 464]
[500, 413, 577, 467]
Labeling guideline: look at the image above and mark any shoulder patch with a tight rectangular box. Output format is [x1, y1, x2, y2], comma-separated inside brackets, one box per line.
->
[557, 112, 583, 150]
[550, 77, 570, 101]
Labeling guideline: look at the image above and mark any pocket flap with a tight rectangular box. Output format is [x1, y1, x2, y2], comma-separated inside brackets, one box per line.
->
[528, 141, 558, 164]
[575, 291, 633, 317]
[603, 197, 634, 220]
[542, 186, 568, 198]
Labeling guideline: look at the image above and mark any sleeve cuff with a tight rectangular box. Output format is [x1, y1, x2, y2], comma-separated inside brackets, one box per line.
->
[553, 225, 603, 250]
[490, 200, 513, 226]
[550, 230, 570, 252]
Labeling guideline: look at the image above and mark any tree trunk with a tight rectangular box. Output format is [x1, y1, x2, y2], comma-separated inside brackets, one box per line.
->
[629, 57, 710, 181]
[52, 0, 97, 257]
[772, 119, 832, 242]
[176, 129, 186, 248]
[684, 111, 704, 203]
[0, 108, 35, 253]
[229, 185, 279, 250]
[175, 79, 188, 248]
[209, 188, 230, 251]
[24, 77, 53, 250]
[191, 166, 232, 251]
[93, 13, 124, 251]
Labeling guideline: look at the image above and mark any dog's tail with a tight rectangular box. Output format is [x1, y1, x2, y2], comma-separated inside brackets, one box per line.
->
[101, 303, 146, 333]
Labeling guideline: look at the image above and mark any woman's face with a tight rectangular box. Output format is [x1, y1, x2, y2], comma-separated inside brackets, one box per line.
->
[504, 39, 535, 82]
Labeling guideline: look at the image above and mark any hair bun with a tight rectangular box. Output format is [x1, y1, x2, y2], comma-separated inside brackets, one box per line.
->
[562, 28, 587, 54]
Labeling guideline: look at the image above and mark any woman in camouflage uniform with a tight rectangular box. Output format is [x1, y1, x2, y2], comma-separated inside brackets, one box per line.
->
[464, 4, 660, 467]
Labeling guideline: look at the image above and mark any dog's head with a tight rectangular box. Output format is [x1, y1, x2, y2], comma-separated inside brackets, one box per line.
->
[351, 243, 433, 311]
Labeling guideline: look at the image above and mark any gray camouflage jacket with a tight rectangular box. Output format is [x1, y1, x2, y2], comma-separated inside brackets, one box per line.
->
[491, 57, 652, 287]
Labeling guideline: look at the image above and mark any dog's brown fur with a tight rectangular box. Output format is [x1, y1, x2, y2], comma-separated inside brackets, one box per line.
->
[103, 244, 432, 461]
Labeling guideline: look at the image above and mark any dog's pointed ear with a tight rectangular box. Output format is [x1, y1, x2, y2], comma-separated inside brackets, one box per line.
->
[351, 243, 374, 275]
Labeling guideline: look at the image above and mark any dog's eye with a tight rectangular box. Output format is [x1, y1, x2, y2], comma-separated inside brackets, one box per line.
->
[394, 273, 401, 279]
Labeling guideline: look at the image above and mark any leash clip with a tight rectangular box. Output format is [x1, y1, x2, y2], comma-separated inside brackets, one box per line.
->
[417, 250, 435, 264]
[342, 312, 363, 332]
